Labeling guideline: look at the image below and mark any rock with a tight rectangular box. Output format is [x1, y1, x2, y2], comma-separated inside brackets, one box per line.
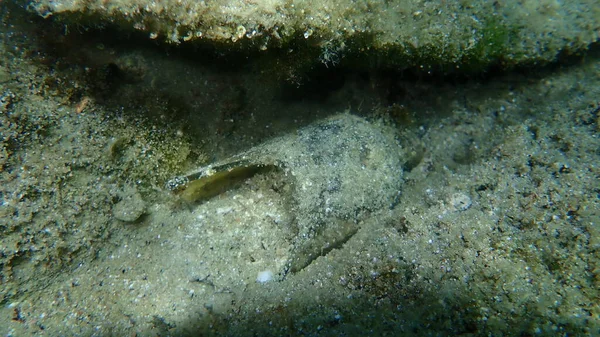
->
[113, 188, 146, 222]
[25, 0, 600, 72]
[448, 192, 472, 212]
[0, 66, 10, 84]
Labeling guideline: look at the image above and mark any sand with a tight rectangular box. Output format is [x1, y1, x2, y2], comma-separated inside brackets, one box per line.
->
[0, 2, 599, 336]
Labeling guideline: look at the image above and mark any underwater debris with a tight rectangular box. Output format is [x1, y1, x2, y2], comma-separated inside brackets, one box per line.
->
[167, 114, 405, 274]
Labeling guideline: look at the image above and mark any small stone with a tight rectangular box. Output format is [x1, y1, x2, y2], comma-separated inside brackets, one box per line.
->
[256, 270, 274, 283]
[0, 66, 10, 83]
[113, 189, 146, 222]
[449, 192, 472, 212]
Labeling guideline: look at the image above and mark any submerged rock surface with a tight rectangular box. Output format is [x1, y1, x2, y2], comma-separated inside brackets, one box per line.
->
[26, 0, 600, 71]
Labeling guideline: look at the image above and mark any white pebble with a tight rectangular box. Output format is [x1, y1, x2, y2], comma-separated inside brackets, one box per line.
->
[256, 270, 274, 283]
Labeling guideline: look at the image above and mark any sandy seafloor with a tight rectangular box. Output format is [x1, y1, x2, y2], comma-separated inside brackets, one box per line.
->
[1, 3, 599, 337]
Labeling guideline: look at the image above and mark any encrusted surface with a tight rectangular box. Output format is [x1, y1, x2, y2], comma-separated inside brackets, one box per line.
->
[24, 0, 600, 71]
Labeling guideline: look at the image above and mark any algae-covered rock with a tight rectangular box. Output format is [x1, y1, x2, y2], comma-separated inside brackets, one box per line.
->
[25, 0, 600, 71]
